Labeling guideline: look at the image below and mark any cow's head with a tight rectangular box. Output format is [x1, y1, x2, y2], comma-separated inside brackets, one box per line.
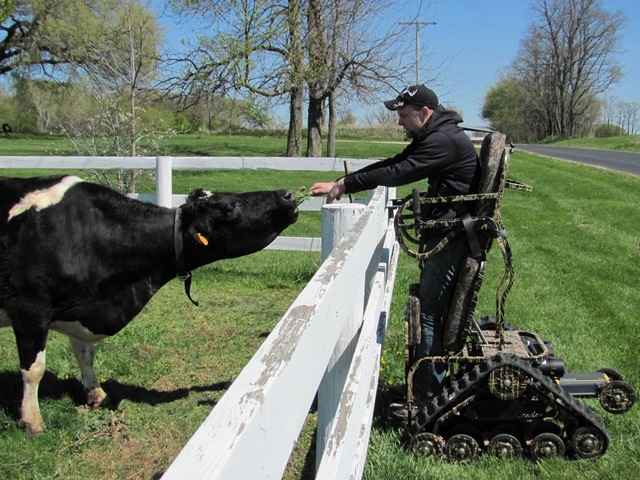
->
[180, 188, 299, 264]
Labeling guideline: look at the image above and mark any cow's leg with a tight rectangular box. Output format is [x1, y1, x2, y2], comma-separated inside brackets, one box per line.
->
[69, 338, 109, 408]
[13, 329, 48, 435]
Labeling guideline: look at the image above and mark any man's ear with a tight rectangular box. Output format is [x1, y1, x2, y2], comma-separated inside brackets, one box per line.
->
[419, 106, 430, 122]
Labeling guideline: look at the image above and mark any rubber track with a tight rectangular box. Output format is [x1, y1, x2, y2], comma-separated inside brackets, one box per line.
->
[411, 353, 610, 454]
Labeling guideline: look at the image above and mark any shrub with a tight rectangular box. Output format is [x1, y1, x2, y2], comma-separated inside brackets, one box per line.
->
[594, 123, 627, 137]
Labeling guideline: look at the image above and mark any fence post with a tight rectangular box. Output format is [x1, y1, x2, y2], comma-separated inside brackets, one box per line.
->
[156, 156, 172, 208]
[316, 202, 366, 470]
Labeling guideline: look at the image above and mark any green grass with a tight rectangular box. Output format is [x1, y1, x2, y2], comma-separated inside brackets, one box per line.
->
[1, 135, 639, 479]
[372, 152, 640, 479]
[550, 134, 640, 153]
[0, 131, 404, 158]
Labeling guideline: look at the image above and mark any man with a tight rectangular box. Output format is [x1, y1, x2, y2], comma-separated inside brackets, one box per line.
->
[311, 84, 479, 402]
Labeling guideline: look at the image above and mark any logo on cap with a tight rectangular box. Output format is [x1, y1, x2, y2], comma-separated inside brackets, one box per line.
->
[401, 87, 418, 97]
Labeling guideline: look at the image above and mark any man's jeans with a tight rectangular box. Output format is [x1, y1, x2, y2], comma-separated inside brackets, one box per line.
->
[414, 234, 469, 400]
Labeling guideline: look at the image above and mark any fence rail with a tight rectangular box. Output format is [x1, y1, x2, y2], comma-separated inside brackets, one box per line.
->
[163, 186, 398, 479]
[2, 155, 399, 478]
[1, 155, 378, 254]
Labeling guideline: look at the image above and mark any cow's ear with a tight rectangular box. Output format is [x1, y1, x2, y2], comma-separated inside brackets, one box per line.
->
[187, 218, 214, 246]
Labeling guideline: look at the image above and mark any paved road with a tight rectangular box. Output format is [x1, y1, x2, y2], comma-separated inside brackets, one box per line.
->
[515, 144, 640, 177]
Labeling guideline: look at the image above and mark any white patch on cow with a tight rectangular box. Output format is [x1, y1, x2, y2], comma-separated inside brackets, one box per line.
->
[50, 320, 108, 344]
[0, 308, 11, 328]
[8, 176, 84, 221]
[20, 349, 47, 434]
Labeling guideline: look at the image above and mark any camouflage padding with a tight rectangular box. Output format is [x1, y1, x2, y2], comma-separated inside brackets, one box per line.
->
[394, 132, 532, 264]
[505, 180, 533, 192]
[442, 257, 484, 352]
[495, 235, 515, 336]
[405, 283, 422, 347]
[476, 133, 508, 217]
[395, 131, 531, 361]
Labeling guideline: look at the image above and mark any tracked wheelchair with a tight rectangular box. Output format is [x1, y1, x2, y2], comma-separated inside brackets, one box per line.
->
[389, 130, 635, 461]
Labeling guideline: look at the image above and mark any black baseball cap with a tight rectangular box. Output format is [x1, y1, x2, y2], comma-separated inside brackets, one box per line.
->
[384, 84, 439, 110]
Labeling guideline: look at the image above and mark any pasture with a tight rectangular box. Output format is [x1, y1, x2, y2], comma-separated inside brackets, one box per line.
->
[0, 133, 639, 479]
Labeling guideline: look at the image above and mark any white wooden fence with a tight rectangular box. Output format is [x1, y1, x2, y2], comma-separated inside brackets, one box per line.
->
[1, 155, 379, 253]
[1, 155, 400, 478]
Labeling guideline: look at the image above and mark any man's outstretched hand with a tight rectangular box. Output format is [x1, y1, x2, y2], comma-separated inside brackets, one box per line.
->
[310, 178, 346, 204]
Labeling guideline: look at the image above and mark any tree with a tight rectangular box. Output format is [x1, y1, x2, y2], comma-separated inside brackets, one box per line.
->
[619, 100, 639, 135]
[516, 0, 624, 138]
[68, 0, 164, 193]
[165, 0, 298, 148]
[305, 0, 328, 157]
[370, 106, 397, 126]
[285, 0, 305, 156]
[168, 0, 411, 157]
[83, 0, 164, 158]
[16, 77, 85, 132]
[305, 0, 410, 157]
[482, 74, 533, 142]
[484, 0, 625, 140]
[1, 0, 115, 75]
[1, 1, 17, 22]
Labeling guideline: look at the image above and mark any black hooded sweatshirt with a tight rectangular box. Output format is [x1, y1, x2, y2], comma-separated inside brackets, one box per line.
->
[343, 109, 479, 219]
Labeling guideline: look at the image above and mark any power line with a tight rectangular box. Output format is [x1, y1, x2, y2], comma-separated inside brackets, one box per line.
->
[399, 20, 437, 85]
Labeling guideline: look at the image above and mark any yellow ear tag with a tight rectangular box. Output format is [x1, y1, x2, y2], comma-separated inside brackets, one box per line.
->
[197, 233, 209, 246]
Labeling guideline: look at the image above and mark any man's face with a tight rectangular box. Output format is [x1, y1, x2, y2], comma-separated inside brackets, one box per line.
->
[397, 105, 430, 139]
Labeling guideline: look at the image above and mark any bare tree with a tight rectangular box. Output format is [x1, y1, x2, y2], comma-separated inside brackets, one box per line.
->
[286, 0, 305, 156]
[513, 0, 624, 139]
[599, 94, 618, 133]
[165, 0, 304, 153]
[57, 0, 165, 193]
[168, 0, 413, 157]
[305, 0, 328, 157]
[618, 100, 639, 135]
[306, 0, 411, 157]
[84, 0, 163, 158]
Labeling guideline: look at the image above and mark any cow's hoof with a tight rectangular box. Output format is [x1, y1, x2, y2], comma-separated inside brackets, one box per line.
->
[19, 419, 46, 435]
[86, 388, 110, 409]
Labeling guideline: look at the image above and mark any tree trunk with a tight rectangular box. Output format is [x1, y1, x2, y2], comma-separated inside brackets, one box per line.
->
[130, 85, 137, 157]
[306, 95, 324, 157]
[286, 85, 303, 156]
[327, 90, 337, 157]
[286, 0, 304, 157]
[306, 0, 327, 157]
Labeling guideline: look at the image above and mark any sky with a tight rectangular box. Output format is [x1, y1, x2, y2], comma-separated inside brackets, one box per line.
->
[151, 0, 640, 128]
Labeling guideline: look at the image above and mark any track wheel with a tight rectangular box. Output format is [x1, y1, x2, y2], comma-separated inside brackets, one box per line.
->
[411, 432, 446, 458]
[488, 364, 528, 400]
[446, 434, 479, 463]
[488, 433, 522, 458]
[571, 426, 606, 459]
[599, 380, 636, 414]
[530, 433, 565, 460]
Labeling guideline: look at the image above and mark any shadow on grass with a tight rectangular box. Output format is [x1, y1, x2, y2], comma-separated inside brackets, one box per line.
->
[0, 370, 230, 420]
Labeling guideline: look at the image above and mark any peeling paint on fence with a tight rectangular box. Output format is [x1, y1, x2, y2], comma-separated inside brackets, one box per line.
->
[162, 186, 398, 480]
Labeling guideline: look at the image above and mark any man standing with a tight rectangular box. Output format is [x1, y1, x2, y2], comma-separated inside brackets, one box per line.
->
[311, 84, 479, 402]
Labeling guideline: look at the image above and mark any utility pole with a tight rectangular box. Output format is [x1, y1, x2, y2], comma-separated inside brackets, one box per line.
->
[400, 20, 437, 85]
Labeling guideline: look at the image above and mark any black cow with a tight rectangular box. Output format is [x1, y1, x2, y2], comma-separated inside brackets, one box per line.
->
[0, 174, 298, 434]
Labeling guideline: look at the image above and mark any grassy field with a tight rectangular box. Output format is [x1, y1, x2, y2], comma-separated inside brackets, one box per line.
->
[0, 131, 405, 159]
[0, 134, 639, 479]
[549, 134, 640, 152]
